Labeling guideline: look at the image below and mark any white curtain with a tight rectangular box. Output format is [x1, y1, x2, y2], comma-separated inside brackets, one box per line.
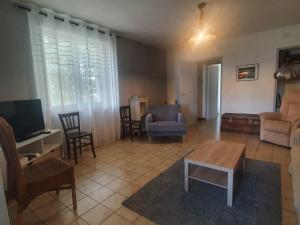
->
[27, 7, 120, 146]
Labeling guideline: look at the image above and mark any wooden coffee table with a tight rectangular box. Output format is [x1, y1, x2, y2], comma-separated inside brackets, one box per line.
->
[184, 140, 246, 206]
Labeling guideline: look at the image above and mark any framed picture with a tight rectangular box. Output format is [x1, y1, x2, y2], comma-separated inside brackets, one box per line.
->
[236, 64, 259, 81]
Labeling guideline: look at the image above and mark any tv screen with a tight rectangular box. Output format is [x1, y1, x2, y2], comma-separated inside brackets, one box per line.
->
[0, 99, 45, 142]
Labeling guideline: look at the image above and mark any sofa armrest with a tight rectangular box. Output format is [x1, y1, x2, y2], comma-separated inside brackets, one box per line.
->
[178, 113, 187, 124]
[294, 128, 300, 146]
[259, 112, 281, 122]
[145, 113, 153, 123]
[291, 120, 300, 147]
[145, 113, 153, 124]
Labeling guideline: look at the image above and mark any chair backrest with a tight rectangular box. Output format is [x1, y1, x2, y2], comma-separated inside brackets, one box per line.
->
[120, 106, 131, 122]
[148, 105, 180, 122]
[280, 89, 300, 121]
[58, 112, 81, 135]
[0, 117, 25, 201]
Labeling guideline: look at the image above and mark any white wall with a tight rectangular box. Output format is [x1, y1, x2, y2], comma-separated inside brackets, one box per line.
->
[179, 61, 198, 125]
[167, 24, 300, 114]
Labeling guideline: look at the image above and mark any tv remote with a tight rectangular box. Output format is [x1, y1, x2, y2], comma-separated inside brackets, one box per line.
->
[41, 130, 52, 134]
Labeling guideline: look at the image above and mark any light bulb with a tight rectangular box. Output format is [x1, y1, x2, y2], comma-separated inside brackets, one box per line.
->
[196, 30, 205, 42]
[189, 29, 216, 45]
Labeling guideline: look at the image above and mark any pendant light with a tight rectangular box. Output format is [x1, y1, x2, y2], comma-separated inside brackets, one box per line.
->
[189, 2, 216, 45]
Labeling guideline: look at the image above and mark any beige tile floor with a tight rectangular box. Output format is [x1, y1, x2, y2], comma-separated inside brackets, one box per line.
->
[7, 119, 297, 225]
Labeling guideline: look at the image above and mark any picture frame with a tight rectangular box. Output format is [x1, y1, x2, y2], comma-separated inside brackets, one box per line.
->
[236, 64, 259, 81]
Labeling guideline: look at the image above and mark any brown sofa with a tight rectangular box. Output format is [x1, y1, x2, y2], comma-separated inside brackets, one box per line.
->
[260, 89, 300, 147]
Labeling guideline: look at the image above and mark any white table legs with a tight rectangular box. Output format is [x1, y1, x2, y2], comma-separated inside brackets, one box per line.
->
[183, 159, 245, 207]
[226, 155, 245, 206]
[184, 160, 189, 192]
[227, 170, 234, 207]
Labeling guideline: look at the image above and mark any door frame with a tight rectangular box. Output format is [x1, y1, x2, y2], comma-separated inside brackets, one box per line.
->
[206, 63, 222, 119]
[199, 57, 223, 120]
[274, 45, 300, 112]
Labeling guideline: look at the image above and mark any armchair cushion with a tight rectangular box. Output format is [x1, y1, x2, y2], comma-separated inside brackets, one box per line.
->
[147, 121, 187, 133]
[264, 120, 291, 134]
[148, 105, 180, 122]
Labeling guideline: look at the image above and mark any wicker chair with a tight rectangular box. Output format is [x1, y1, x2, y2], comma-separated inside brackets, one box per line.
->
[0, 117, 77, 225]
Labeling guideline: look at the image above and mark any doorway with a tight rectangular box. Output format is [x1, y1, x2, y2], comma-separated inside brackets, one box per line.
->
[197, 61, 222, 120]
[178, 60, 222, 125]
[206, 63, 222, 119]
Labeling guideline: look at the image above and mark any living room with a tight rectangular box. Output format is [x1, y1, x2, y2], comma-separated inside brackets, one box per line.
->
[1, 0, 300, 225]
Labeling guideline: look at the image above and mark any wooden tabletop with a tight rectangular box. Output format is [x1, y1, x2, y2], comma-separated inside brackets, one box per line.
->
[185, 140, 245, 170]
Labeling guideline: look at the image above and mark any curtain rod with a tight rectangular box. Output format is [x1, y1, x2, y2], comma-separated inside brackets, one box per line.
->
[14, 2, 120, 37]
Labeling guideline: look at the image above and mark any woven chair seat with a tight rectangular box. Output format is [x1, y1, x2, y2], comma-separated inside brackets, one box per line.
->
[23, 158, 72, 184]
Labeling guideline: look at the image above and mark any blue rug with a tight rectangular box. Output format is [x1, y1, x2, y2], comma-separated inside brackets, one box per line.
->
[123, 159, 282, 225]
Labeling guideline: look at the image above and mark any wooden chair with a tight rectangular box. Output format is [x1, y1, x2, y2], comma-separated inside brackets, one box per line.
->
[0, 117, 77, 225]
[120, 106, 142, 142]
[58, 112, 96, 164]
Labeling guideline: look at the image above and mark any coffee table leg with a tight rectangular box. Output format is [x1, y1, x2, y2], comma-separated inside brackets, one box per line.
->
[242, 152, 246, 172]
[184, 160, 189, 192]
[227, 170, 234, 206]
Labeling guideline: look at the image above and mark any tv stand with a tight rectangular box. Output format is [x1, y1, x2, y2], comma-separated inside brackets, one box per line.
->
[16, 130, 53, 143]
[0, 129, 62, 189]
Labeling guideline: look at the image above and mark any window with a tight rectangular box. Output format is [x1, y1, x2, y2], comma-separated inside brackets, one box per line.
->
[28, 7, 120, 145]
[40, 26, 111, 107]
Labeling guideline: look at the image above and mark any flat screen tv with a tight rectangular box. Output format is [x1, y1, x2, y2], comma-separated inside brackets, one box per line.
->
[0, 99, 45, 142]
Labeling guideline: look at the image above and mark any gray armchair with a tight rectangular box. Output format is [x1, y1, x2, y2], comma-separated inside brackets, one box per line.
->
[145, 105, 187, 143]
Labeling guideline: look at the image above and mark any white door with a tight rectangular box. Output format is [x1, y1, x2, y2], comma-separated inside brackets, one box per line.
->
[206, 64, 221, 119]
[179, 61, 198, 126]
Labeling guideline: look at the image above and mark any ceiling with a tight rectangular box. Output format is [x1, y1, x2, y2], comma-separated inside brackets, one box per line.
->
[26, 0, 300, 49]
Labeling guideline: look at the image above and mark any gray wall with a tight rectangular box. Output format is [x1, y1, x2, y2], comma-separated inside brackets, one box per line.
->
[0, 0, 35, 101]
[117, 37, 167, 106]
